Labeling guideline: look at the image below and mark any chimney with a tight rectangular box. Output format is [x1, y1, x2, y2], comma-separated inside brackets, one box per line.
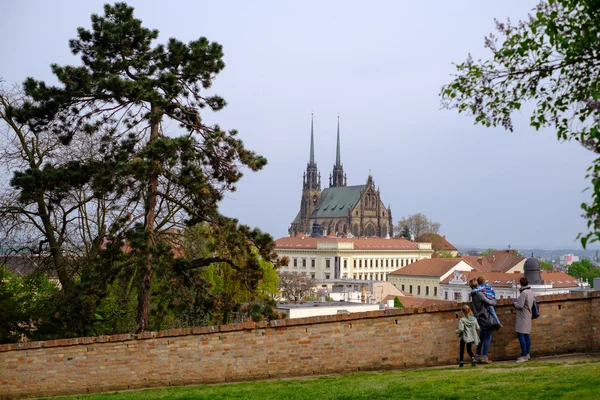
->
[492, 255, 496, 263]
[477, 257, 483, 266]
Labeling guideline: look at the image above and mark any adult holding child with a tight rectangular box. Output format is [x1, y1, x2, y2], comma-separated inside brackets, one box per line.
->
[468, 278, 496, 364]
[514, 276, 534, 363]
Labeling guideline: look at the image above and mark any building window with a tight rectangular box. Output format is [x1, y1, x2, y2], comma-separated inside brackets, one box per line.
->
[402, 284, 405, 291]
[454, 292, 462, 301]
[311, 273, 315, 279]
[293, 258, 297, 267]
[445, 291, 448, 300]
[311, 259, 315, 268]
[354, 259, 356, 268]
[325, 274, 330, 279]
[426, 286, 429, 296]
[409, 285, 413, 294]
[370, 260, 373, 268]
[434, 287, 438, 297]
[375, 259, 378, 267]
[302, 258, 306, 268]
[386, 259, 389, 267]
[326, 259, 330, 269]
[396, 259, 399, 267]
[417, 286, 421, 295]
[344, 259, 347, 269]
[359, 259, 362, 268]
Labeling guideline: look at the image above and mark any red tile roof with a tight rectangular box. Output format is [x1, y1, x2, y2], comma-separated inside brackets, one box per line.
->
[461, 256, 493, 272]
[275, 236, 419, 250]
[388, 258, 466, 277]
[485, 250, 526, 272]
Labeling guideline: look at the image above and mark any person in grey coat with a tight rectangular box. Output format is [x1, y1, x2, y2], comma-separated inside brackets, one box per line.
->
[514, 276, 535, 363]
[468, 279, 496, 364]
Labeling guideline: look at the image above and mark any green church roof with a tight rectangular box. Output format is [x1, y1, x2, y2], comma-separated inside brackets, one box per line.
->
[311, 185, 366, 218]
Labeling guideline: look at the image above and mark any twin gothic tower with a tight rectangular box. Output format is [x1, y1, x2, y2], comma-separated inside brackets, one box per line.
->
[289, 115, 393, 237]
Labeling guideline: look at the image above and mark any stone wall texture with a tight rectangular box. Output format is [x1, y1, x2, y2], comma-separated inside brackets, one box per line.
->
[1, 291, 599, 399]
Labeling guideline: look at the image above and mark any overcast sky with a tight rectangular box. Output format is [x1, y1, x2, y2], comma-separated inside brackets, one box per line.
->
[1, 1, 595, 249]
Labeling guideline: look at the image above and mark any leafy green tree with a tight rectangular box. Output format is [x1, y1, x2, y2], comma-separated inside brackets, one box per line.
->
[14, 2, 274, 332]
[540, 260, 553, 271]
[441, 0, 600, 247]
[393, 297, 404, 308]
[0, 265, 59, 343]
[567, 259, 600, 287]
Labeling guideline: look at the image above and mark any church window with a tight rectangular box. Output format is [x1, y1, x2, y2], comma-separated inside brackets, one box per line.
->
[326, 259, 330, 269]
[355, 211, 358, 216]
[434, 287, 438, 296]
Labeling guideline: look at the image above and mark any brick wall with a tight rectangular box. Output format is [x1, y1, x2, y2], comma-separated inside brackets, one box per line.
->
[1, 291, 598, 399]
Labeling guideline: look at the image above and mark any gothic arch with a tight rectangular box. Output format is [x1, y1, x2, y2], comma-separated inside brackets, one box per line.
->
[352, 223, 359, 236]
[365, 223, 375, 237]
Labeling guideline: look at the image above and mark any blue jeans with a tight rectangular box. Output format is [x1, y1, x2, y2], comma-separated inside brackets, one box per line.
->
[488, 305, 501, 325]
[517, 333, 531, 357]
[476, 328, 492, 357]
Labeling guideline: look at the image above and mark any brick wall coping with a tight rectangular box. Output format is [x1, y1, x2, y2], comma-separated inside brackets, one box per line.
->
[1, 291, 597, 353]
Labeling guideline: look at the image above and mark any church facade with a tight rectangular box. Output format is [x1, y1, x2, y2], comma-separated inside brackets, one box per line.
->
[289, 116, 393, 238]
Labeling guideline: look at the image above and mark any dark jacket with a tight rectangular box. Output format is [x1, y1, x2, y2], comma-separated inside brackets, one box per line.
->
[470, 291, 496, 327]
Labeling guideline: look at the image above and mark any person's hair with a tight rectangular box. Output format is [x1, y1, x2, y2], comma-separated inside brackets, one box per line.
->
[468, 279, 478, 289]
[477, 276, 486, 284]
[520, 276, 529, 286]
[461, 304, 473, 317]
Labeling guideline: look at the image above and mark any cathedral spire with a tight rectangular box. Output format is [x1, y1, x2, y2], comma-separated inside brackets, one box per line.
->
[303, 112, 320, 191]
[309, 113, 315, 165]
[335, 115, 341, 166]
[330, 115, 346, 188]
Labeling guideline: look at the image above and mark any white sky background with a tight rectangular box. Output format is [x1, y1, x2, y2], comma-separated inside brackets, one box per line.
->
[1, 0, 595, 249]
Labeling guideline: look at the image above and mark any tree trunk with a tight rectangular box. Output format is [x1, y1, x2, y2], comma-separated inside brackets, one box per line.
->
[136, 103, 160, 333]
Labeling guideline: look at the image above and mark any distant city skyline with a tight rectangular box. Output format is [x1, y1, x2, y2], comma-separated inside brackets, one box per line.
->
[1, 0, 596, 248]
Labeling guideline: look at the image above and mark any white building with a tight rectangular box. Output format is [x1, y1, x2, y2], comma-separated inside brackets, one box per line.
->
[275, 235, 433, 281]
[559, 254, 580, 266]
[276, 301, 380, 319]
[440, 270, 589, 302]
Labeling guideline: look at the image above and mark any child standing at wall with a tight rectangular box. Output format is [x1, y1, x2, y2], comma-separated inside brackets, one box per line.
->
[471, 275, 502, 328]
[456, 304, 480, 367]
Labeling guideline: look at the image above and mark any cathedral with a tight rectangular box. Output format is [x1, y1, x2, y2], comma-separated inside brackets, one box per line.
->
[289, 115, 393, 238]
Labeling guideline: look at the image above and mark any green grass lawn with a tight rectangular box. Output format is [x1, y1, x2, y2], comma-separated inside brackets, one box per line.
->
[41, 360, 600, 400]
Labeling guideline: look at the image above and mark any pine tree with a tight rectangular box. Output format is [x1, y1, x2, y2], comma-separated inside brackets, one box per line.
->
[15, 2, 275, 332]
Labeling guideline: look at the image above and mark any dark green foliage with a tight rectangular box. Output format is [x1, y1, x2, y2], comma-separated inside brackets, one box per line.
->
[393, 296, 404, 308]
[0, 266, 59, 343]
[441, 0, 600, 247]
